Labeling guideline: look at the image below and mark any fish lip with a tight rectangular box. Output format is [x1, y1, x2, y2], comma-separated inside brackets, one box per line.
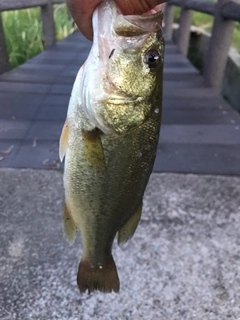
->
[114, 6, 163, 35]
[124, 11, 163, 29]
[126, 11, 163, 21]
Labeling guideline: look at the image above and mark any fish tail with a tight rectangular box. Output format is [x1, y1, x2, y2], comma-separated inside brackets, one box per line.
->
[77, 255, 120, 293]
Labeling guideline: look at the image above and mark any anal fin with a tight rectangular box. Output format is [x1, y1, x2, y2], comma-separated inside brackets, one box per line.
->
[63, 202, 78, 244]
[59, 120, 69, 162]
[118, 201, 143, 246]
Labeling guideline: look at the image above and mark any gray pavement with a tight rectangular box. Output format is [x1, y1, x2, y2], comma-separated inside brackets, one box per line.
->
[1, 169, 240, 319]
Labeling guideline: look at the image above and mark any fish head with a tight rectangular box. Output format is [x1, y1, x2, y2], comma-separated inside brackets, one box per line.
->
[110, 11, 164, 98]
[81, 0, 164, 134]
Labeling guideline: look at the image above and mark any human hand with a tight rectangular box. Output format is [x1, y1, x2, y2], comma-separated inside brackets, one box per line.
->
[66, 0, 165, 40]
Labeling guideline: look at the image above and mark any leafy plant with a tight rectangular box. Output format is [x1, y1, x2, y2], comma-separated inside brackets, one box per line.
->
[2, 4, 75, 68]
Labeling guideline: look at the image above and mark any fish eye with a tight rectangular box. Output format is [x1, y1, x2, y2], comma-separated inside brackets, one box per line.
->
[144, 49, 160, 69]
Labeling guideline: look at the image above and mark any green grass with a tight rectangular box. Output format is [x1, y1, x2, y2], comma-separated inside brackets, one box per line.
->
[174, 7, 240, 52]
[2, 4, 75, 68]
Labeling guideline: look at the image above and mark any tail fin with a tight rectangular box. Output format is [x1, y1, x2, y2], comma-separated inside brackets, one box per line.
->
[77, 255, 120, 293]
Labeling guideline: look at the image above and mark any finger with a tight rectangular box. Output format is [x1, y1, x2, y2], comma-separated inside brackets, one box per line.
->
[116, 0, 165, 15]
[66, 0, 101, 40]
[66, 0, 166, 40]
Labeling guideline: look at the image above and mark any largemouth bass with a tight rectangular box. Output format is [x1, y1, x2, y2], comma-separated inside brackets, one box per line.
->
[59, 0, 164, 293]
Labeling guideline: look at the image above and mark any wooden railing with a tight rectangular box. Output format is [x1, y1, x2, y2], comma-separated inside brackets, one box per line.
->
[1, 0, 240, 91]
[0, 0, 65, 74]
[164, 0, 240, 91]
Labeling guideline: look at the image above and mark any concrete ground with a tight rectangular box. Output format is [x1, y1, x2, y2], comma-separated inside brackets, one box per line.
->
[1, 169, 240, 319]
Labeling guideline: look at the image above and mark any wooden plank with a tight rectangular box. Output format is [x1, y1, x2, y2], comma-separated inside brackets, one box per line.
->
[42, 94, 69, 106]
[221, 1, 240, 22]
[26, 120, 63, 140]
[0, 0, 48, 11]
[163, 73, 204, 81]
[164, 54, 191, 63]
[0, 82, 51, 94]
[17, 63, 65, 71]
[154, 143, 240, 175]
[162, 96, 231, 109]
[0, 71, 57, 83]
[168, 0, 216, 15]
[36, 105, 67, 121]
[0, 92, 46, 106]
[163, 87, 219, 98]
[0, 140, 61, 169]
[164, 66, 198, 74]
[164, 61, 197, 68]
[161, 108, 240, 125]
[0, 68, 76, 84]
[0, 103, 40, 121]
[27, 51, 77, 62]
[185, 0, 216, 15]
[160, 124, 240, 145]
[163, 78, 205, 89]
[0, 0, 64, 11]
[0, 81, 72, 95]
[50, 84, 72, 95]
[0, 140, 21, 166]
[0, 119, 31, 139]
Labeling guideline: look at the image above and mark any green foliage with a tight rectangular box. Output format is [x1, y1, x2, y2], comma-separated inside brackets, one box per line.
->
[2, 8, 43, 68]
[232, 23, 240, 52]
[54, 4, 75, 41]
[2, 4, 75, 68]
[174, 7, 240, 52]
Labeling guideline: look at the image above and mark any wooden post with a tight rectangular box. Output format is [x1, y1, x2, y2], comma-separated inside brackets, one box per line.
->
[41, 0, 56, 48]
[0, 12, 10, 74]
[176, 3, 193, 55]
[164, 3, 175, 39]
[161, 2, 166, 15]
[204, 0, 236, 90]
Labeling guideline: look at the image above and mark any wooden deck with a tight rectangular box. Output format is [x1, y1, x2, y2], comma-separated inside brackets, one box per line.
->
[0, 31, 240, 175]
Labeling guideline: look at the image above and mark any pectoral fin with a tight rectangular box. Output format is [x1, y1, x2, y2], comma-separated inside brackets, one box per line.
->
[59, 120, 69, 162]
[118, 201, 143, 245]
[63, 202, 78, 244]
[82, 128, 106, 171]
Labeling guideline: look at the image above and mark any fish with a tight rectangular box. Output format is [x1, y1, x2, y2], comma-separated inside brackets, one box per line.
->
[59, 0, 164, 293]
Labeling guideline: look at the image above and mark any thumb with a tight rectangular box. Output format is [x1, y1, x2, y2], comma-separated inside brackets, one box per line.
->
[116, 0, 164, 15]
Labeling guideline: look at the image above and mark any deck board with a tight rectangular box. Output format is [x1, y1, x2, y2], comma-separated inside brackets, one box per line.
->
[0, 30, 239, 175]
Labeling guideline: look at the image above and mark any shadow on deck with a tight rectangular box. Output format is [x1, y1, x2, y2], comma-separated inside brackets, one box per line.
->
[0, 31, 240, 175]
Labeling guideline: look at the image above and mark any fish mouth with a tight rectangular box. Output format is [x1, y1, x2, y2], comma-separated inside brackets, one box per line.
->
[114, 5, 163, 36]
[142, 4, 162, 16]
[93, 1, 163, 50]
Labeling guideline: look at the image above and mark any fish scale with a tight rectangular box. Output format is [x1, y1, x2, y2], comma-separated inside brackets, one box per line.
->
[59, 0, 164, 293]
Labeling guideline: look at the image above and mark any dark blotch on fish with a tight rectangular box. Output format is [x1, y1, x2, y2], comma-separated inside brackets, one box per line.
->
[109, 49, 115, 59]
